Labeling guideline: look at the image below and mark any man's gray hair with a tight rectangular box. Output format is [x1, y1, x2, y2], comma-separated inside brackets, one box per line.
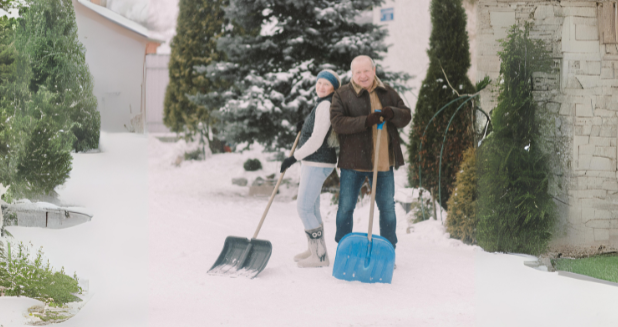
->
[350, 55, 376, 71]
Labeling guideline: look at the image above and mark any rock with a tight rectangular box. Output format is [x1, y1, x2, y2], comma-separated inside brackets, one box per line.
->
[232, 177, 248, 186]
[539, 256, 555, 272]
[249, 177, 277, 197]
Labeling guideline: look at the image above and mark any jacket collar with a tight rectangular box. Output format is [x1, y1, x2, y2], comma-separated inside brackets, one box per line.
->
[351, 77, 386, 97]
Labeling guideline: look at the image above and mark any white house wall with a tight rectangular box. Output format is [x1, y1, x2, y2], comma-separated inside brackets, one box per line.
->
[73, 0, 149, 132]
[145, 54, 171, 134]
[372, 0, 431, 113]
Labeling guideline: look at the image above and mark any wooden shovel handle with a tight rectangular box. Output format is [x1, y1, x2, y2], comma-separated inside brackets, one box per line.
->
[367, 126, 382, 242]
[252, 132, 302, 239]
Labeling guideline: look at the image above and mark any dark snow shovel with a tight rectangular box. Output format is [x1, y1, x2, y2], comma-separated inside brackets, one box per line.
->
[332, 115, 396, 283]
[208, 132, 302, 279]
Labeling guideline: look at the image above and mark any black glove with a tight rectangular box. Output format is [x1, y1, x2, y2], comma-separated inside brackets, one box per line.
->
[365, 111, 385, 127]
[381, 107, 394, 121]
[296, 120, 304, 134]
[280, 156, 297, 172]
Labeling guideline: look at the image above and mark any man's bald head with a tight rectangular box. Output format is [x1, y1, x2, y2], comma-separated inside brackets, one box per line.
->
[350, 55, 375, 71]
[351, 55, 376, 90]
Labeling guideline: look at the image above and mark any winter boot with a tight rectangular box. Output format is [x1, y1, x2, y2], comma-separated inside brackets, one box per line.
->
[297, 225, 329, 268]
[293, 223, 323, 262]
[293, 233, 311, 262]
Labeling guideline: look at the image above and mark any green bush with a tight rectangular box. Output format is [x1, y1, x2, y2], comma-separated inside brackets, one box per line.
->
[0, 242, 81, 305]
[446, 146, 477, 244]
[476, 23, 556, 255]
[410, 196, 436, 223]
[243, 158, 262, 171]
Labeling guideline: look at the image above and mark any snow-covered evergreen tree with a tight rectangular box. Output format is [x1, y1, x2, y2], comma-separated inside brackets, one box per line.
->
[17, 0, 99, 152]
[190, 0, 410, 150]
[0, 0, 93, 199]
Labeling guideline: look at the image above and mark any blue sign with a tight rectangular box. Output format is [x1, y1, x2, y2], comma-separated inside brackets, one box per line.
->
[380, 8, 394, 22]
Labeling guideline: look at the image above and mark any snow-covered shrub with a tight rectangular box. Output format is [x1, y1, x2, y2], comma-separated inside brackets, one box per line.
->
[243, 158, 262, 171]
[476, 24, 556, 255]
[0, 242, 81, 305]
[446, 147, 477, 244]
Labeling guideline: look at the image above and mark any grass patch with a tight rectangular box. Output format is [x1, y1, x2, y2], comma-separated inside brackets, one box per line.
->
[552, 253, 618, 283]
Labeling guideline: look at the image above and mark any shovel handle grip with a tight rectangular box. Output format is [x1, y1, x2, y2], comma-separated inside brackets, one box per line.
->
[252, 132, 302, 239]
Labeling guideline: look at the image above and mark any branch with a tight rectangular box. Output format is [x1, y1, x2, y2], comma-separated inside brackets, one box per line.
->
[439, 62, 460, 97]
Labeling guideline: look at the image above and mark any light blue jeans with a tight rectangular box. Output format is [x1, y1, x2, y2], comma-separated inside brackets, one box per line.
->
[297, 165, 334, 230]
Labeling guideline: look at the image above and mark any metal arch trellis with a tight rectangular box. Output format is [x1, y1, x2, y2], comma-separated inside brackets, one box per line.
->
[417, 93, 492, 223]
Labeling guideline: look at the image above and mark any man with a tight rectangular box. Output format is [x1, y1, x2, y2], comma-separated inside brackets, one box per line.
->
[330, 55, 411, 248]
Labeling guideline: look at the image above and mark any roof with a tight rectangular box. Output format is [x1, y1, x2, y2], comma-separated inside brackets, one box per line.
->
[77, 0, 165, 43]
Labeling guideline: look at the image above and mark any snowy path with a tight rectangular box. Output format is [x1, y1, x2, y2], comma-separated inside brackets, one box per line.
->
[147, 138, 476, 327]
[2, 133, 618, 327]
[148, 136, 618, 327]
[3, 133, 149, 327]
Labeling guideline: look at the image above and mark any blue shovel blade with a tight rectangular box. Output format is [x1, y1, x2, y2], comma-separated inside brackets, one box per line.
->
[332, 233, 395, 284]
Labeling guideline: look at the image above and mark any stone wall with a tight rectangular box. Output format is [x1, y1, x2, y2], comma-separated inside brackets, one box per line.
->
[477, 0, 618, 253]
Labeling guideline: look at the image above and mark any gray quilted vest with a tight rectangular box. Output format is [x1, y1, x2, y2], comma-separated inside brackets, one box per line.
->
[297, 95, 337, 164]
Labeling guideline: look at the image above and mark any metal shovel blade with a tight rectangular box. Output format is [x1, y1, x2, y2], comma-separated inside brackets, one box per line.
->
[208, 236, 272, 279]
[332, 233, 395, 284]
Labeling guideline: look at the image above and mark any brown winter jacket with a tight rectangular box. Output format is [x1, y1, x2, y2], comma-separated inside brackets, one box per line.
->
[330, 80, 411, 171]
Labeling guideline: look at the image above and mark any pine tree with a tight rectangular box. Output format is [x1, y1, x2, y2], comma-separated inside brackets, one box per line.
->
[191, 0, 411, 150]
[0, 14, 27, 195]
[407, 0, 475, 209]
[163, 0, 228, 151]
[16, 90, 73, 197]
[16, 0, 99, 152]
[0, 16, 18, 158]
[476, 24, 556, 255]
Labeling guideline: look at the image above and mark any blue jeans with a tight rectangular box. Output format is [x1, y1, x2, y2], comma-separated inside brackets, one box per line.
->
[297, 165, 334, 230]
[335, 167, 397, 247]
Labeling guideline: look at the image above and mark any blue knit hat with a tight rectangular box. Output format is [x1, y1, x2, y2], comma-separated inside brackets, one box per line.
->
[316, 69, 341, 90]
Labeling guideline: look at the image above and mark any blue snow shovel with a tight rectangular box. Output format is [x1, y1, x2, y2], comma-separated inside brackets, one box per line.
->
[208, 132, 302, 279]
[332, 113, 396, 284]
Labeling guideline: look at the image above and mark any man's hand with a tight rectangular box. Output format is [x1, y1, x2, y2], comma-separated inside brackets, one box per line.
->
[365, 112, 385, 127]
[382, 107, 394, 121]
[280, 156, 297, 172]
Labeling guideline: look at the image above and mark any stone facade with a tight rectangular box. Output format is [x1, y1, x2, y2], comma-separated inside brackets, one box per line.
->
[477, 0, 618, 253]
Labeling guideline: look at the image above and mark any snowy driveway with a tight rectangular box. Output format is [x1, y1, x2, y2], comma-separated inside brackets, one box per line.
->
[147, 136, 618, 327]
[3, 133, 618, 327]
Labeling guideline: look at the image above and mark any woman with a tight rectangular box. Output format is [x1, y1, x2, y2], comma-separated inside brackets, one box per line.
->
[280, 69, 340, 268]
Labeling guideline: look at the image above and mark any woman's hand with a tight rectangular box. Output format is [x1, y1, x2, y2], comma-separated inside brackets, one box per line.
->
[280, 156, 298, 172]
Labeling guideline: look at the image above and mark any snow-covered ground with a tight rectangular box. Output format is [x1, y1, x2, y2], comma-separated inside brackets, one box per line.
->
[2, 132, 618, 327]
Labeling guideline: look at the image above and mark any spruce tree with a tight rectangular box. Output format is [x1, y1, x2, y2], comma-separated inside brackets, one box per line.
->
[407, 0, 475, 208]
[191, 0, 411, 150]
[476, 24, 556, 254]
[163, 0, 228, 151]
[17, 0, 99, 152]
